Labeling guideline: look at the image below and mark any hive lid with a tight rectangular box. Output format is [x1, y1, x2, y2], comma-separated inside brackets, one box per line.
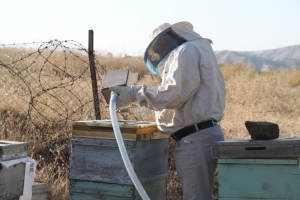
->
[72, 120, 168, 140]
[213, 138, 300, 146]
[72, 120, 157, 129]
[212, 137, 300, 159]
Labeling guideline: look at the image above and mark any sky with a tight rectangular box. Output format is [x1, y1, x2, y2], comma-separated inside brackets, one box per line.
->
[1, 0, 300, 56]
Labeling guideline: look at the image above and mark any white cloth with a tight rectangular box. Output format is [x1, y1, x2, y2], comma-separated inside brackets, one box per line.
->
[0, 157, 36, 200]
[133, 22, 226, 134]
[174, 125, 224, 200]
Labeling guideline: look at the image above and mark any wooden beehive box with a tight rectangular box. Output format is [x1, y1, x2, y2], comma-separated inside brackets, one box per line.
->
[213, 138, 300, 199]
[69, 120, 169, 199]
[70, 120, 169, 184]
[218, 158, 300, 199]
[70, 136, 169, 184]
[0, 140, 28, 161]
[0, 162, 26, 199]
[69, 178, 167, 200]
[32, 181, 51, 200]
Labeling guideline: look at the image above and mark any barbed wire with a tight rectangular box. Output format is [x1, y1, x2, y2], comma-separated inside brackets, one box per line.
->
[0, 40, 107, 135]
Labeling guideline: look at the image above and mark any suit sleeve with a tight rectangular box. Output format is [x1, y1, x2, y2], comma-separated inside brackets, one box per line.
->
[132, 45, 201, 111]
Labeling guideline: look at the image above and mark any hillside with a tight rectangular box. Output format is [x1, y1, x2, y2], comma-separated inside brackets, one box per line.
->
[215, 45, 300, 71]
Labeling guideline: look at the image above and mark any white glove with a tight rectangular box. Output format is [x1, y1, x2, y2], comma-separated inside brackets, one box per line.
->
[109, 86, 134, 108]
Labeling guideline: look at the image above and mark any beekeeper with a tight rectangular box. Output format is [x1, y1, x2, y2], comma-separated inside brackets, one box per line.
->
[110, 21, 226, 200]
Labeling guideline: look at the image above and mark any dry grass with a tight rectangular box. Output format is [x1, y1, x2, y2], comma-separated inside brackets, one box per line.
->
[220, 64, 300, 140]
[0, 46, 300, 199]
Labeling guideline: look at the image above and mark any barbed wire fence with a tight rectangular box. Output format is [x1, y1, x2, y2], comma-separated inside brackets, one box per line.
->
[0, 38, 110, 140]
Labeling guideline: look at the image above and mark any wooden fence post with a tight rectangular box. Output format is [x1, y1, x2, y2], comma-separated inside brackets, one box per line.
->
[88, 30, 101, 120]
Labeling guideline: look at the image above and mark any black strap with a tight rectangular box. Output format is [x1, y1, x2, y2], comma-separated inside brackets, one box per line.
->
[171, 120, 216, 141]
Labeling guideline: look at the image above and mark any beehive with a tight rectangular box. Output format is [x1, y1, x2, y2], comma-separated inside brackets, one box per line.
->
[0, 140, 28, 200]
[0, 140, 28, 161]
[0, 162, 26, 199]
[213, 138, 300, 199]
[218, 158, 300, 199]
[69, 120, 170, 199]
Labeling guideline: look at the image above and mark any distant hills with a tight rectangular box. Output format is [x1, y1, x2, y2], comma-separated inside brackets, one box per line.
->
[215, 45, 300, 71]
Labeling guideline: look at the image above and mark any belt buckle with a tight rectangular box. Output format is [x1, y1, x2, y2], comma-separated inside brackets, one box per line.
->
[211, 119, 218, 126]
[193, 123, 199, 131]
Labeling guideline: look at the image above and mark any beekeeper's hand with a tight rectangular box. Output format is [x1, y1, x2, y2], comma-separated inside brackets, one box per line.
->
[109, 86, 134, 108]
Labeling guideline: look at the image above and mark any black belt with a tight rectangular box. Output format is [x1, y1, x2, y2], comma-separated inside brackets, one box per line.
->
[171, 119, 217, 141]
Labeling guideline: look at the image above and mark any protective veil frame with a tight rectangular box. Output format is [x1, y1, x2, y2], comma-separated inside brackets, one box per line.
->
[144, 28, 187, 75]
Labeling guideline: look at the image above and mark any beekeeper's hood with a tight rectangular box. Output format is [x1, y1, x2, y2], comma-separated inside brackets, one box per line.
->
[144, 21, 202, 75]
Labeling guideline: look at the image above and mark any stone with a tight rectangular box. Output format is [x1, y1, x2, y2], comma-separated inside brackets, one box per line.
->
[245, 121, 279, 140]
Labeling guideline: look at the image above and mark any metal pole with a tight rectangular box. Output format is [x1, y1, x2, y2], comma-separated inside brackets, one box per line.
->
[88, 30, 101, 120]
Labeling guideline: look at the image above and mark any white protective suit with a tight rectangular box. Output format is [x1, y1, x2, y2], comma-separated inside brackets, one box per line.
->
[132, 22, 226, 134]
[130, 21, 226, 200]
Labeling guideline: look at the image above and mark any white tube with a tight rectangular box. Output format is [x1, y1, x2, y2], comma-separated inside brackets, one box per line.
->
[109, 92, 150, 200]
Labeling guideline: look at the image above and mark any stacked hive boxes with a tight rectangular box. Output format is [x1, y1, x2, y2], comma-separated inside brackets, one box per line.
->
[69, 120, 170, 200]
[0, 140, 28, 200]
[212, 138, 300, 199]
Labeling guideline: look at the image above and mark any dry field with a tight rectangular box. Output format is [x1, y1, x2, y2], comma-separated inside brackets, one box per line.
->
[0, 46, 299, 199]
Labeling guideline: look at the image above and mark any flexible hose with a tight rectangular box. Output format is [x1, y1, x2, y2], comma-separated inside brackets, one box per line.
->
[109, 92, 150, 200]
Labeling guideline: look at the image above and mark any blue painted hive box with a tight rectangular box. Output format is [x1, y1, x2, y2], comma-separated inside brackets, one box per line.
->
[212, 138, 300, 199]
[69, 178, 167, 200]
[69, 120, 170, 200]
